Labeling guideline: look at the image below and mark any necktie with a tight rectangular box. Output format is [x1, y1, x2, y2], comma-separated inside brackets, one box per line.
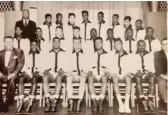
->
[140, 55, 145, 73]
[39, 40, 41, 51]
[54, 52, 58, 72]
[84, 23, 87, 41]
[110, 40, 113, 51]
[48, 26, 51, 42]
[135, 30, 138, 39]
[129, 40, 132, 53]
[118, 55, 122, 74]
[25, 20, 28, 28]
[32, 53, 35, 74]
[97, 54, 101, 75]
[76, 52, 80, 75]
[148, 39, 152, 52]
[18, 40, 20, 49]
[99, 23, 102, 37]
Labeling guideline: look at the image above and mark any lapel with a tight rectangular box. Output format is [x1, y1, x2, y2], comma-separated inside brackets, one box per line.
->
[2, 50, 5, 67]
[8, 49, 15, 67]
[161, 50, 167, 63]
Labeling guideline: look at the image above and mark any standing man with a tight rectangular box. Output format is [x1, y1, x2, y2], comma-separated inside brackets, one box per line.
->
[55, 13, 65, 38]
[144, 27, 161, 53]
[88, 37, 109, 114]
[124, 16, 133, 36]
[135, 19, 146, 40]
[66, 39, 88, 114]
[133, 40, 155, 112]
[42, 37, 67, 113]
[0, 36, 25, 113]
[15, 9, 36, 41]
[154, 38, 167, 112]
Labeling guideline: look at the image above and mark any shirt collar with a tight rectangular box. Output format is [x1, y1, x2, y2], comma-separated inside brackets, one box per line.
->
[68, 22, 75, 27]
[43, 21, 52, 26]
[55, 21, 63, 26]
[124, 24, 132, 29]
[15, 36, 26, 41]
[115, 50, 128, 57]
[73, 36, 82, 40]
[98, 20, 105, 24]
[36, 37, 45, 41]
[82, 20, 91, 24]
[112, 22, 120, 26]
[145, 36, 155, 41]
[106, 37, 115, 41]
[136, 50, 149, 56]
[95, 49, 107, 54]
[72, 49, 84, 54]
[125, 38, 135, 41]
[29, 50, 40, 55]
[49, 48, 65, 53]
[136, 26, 144, 31]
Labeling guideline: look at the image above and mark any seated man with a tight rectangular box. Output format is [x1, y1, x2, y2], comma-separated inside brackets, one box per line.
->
[154, 38, 167, 112]
[132, 40, 155, 112]
[42, 37, 67, 113]
[88, 37, 109, 114]
[17, 40, 45, 114]
[66, 38, 88, 114]
[0, 36, 25, 113]
[108, 38, 132, 113]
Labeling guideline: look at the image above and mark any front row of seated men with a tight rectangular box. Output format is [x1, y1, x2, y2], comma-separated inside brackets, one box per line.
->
[0, 36, 167, 114]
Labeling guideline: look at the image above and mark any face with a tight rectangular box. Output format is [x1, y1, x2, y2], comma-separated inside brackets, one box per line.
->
[73, 29, 80, 38]
[73, 39, 81, 51]
[107, 30, 113, 38]
[46, 16, 52, 23]
[91, 29, 97, 38]
[36, 29, 42, 37]
[22, 10, 29, 19]
[135, 20, 142, 29]
[162, 40, 167, 52]
[95, 39, 103, 50]
[98, 13, 103, 22]
[55, 28, 63, 38]
[82, 13, 88, 21]
[138, 41, 146, 52]
[4, 38, 14, 50]
[146, 28, 153, 37]
[15, 27, 23, 36]
[126, 29, 133, 39]
[112, 16, 118, 24]
[124, 19, 130, 27]
[115, 41, 123, 51]
[53, 39, 60, 49]
[69, 15, 75, 24]
[30, 42, 38, 52]
[57, 15, 62, 22]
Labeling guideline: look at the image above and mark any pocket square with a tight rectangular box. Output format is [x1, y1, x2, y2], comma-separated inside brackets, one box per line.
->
[13, 56, 18, 59]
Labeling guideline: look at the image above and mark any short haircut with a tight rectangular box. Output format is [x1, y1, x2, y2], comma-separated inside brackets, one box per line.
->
[136, 19, 143, 24]
[56, 26, 63, 30]
[113, 14, 119, 18]
[114, 38, 123, 44]
[4, 36, 13, 40]
[56, 13, 62, 18]
[125, 27, 133, 32]
[137, 40, 146, 46]
[68, 13, 76, 18]
[45, 13, 52, 19]
[124, 16, 132, 21]
[30, 39, 38, 44]
[53, 37, 60, 42]
[15, 26, 23, 31]
[90, 28, 97, 32]
[95, 37, 103, 42]
[23, 9, 29, 14]
[161, 38, 167, 43]
[98, 11, 104, 16]
[82, 10, 88, 15]
[146, 27, 154, 32]
[36, 27, 42, 31]
[107, 28, 113, 33]
[73, 26, 80, 30]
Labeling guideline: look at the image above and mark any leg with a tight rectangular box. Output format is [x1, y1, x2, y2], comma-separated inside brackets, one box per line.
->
[158, 77, 167, 103]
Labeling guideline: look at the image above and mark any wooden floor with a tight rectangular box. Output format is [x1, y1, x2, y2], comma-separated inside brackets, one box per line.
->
[2, 100, 167, 115]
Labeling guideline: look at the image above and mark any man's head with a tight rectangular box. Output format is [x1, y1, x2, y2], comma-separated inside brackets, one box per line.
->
[112, 14, 119, 24]
[73, 26, 80, 38]
[36, 27, 42, 37]
[90, 28, 97, 38]
[73, 38, 82, 51]
[15, 26, 23, 37]
[68, 13, 75, 24]
[124, 16, 131, 27]
[125, 28, 133, 39]
[55, 26, 63, 38]
[137, 40, 146, 52]
[30, 40, 38, 52]
[98, 12, 104, 22]
[95, 37, 103, 50]
[52, 37, 61, 49]
[161, 38, 167, 52]
[107, 28, 113, 38]
[4, 36, 14, 50]
[45, 13, 52, 23]
[82, 10, 89, 21]
[56, 13, 63, 22]
[22, 9, 29, 19]
[146, 27, 154, 37]
[135, 19, 143, 29]
[114, 38, 123, 51]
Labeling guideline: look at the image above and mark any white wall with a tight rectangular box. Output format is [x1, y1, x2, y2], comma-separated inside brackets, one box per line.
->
[0, 13, 4, 50]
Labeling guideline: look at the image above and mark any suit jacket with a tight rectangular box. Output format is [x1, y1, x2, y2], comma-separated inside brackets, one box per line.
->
[15, 20, 36, 41]
[0, 48, 25, 75]
[154, 50, 167, 76]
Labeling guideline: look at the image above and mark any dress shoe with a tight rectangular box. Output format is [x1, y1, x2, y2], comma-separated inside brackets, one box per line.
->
[44, 97, 51, 113]
[15, 99, 24, 114]
[98, 99, 104, 114]
[76, 99, 82, 114]
[50, 98, 58, 113]
[91, 99, 98, 114]
[68, 99, 74, 114]
[24, 98, 34, 114]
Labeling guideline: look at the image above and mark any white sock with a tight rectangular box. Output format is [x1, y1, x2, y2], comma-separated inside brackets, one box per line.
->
[116, 94, 123, 106]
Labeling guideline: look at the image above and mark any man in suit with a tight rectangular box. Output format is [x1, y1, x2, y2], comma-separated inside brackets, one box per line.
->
[15, 9, 36, 41]
[154, 38, 167, 112]
[0, 36, 25, 113]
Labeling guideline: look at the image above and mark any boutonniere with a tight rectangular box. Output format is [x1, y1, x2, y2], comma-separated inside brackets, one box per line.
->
[13, 56, 18, 59]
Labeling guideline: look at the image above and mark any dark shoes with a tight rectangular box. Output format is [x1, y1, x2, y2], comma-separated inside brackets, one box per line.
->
[24, 98, 34, 114]
[44, 97, 51, 113]
[139, 97, 155, 112]
[15, 99, 24, 114]
[50, 98, 58, 113]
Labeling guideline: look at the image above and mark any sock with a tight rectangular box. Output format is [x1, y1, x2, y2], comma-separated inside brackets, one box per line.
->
[116, 94, 123, 106]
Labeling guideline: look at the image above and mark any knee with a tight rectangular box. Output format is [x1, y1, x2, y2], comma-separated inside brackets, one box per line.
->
[32, 77, 38, 84]
[112, 76, 119, 84]
[125, 75, 132, 83]
[42, 75, 48, 83]
[149, 76, 155, 84]
[135, 76, 142, 84]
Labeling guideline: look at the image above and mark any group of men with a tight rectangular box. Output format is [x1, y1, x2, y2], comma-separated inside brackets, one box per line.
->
[0, 9, 167, 114]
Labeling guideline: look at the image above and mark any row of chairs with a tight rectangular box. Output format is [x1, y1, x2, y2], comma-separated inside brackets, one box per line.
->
[1, 82, 159, 108]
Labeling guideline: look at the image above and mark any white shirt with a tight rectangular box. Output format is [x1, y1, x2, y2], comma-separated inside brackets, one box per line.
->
[144, 37, 161, 53]
[82, 38, 95, 55]
[104, 38, 116, 53]
[64, 23, 75, 43]
[80, 21, 93, 41]
[123, 39, 137, 54]
[132, 51, 155, 74]
[112, 23, 124, 40]
[5, 51, 12, 67]
[134, 29, 146, 41]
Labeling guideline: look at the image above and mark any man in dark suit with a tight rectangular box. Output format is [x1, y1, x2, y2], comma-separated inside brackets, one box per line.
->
[15, 9, 36, 41]
[0, 36, 25, 113]
[154, 38, 167, 112]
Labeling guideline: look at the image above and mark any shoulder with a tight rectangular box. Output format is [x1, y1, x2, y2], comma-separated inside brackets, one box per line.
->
[29, 20, 36, 24]
[14, 48, 24, 55]
[154, 50, 162, 57]
[0, 50, 4, 54]
[16, 20, 22, 23]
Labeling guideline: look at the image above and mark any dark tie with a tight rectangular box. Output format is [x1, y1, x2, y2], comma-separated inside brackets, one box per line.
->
[148, 39, 152, 52]
[39, 40, 41, 51]
[76, 52, 80, 75]
[18, 40, 20, 49]
[140, 55, 145, 73]
[135, 30, 138, 39]
[97, 54, 101, 75]
[32, 53, 35, 73]
[84, 23, 87, 41]
[25, 20, 28, 28]
[129, 40, 132, 53]
[48, 26, 51, 42]
[110, 40, 113, 51]
[54, 52, 58, 72]
[118, 55, 122, 74]
[99, 23, 102, 37]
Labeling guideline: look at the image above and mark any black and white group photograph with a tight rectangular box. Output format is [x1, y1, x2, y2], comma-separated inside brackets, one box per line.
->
[0, 1, 167, 115]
